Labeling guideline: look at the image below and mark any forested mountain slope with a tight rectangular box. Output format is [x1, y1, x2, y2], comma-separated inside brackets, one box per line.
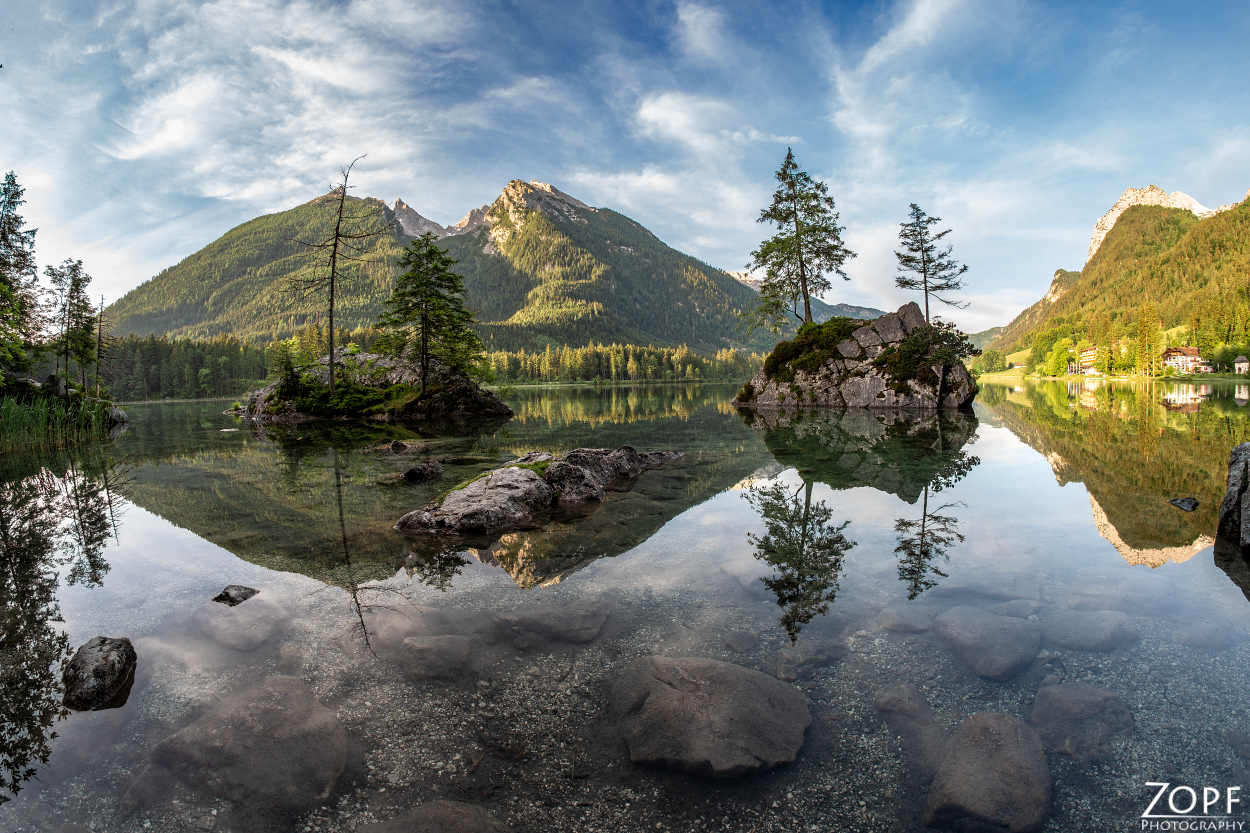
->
[108, 180, 875, 353]
[990, 197, 1250, 353]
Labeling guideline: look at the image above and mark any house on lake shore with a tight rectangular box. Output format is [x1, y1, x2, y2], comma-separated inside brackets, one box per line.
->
[1161, 346, 1212, 375]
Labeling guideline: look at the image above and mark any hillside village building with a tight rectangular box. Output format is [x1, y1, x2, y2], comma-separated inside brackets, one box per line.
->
[1161, 346, 1211, 374]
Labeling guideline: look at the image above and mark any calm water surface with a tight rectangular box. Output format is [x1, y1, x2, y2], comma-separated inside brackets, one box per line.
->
[3, 380, 1249, 832]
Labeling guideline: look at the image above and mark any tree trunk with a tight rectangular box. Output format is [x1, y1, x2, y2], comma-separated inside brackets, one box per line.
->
[327, 180, 347, 397]
[789, 180, 811, 324]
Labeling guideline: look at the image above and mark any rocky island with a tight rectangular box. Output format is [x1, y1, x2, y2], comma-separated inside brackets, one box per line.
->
[242, 351, 512, 424]
[732, 302, 977, 410]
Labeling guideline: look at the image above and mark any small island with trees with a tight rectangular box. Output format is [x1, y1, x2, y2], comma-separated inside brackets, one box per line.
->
[733, 150, 978, 411]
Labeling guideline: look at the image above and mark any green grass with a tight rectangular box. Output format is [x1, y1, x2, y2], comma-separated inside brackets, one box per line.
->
[0, 395, 114, 452]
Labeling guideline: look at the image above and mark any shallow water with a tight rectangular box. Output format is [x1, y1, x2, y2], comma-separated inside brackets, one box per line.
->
[3, 379, 1249, 832]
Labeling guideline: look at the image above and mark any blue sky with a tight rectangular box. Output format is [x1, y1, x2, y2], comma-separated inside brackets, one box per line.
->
[3, 0, 1249, 332]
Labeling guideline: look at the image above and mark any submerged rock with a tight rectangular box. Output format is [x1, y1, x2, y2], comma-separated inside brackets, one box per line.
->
[1169, 497, 1199, 512]
[63, 636, 137, 711]
[610, 656, 811, 779]
[878, 603, 939, 633]
[211, 585, 258, 607]
[395, 446, 682, 536]
[123, 677, 348, 823]
[925, 713, 1051, 833]
[194, 591, 289, 650]
[732, 303, 977, 410]
[933, 606, 1040, 681]
[1042, 610, 1139, 652]
[495, 605, 608, 649]
[876, 682, 949, 774]
[723, 629, 761, 653]
[403, 460, 444, 483]
[359, 800, 511, 833]
[1029, 682, 1132, 762]
[396, 635, 473, 680]
[1174, 621, 1233, 650]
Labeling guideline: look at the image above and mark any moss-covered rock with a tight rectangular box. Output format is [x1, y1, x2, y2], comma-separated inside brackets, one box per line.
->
[732, 303, 977, 410]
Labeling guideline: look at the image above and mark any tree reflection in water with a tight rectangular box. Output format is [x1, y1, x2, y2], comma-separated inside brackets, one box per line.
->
[0, 453, 127, 803]
[745, 479, 856, 642]
[893, 449, 979, 599]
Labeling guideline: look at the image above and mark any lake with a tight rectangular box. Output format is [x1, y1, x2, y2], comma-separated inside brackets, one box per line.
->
[2, 379, 1248, 832]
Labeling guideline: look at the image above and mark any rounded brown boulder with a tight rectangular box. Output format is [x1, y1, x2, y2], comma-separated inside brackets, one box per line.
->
[925, 712, 1051, 833]
[610, 655, 810, 779]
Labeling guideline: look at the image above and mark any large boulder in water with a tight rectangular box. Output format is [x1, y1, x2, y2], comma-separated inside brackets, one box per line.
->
[934, 606, 1040, 681]
[63, 636, 137, 711]
[925, 713, 1051, 833]
[609, 656, 810, 779]
[732, 303, 977, 410]
[395, 446, 682, 536]
[123, 677, 349, 824]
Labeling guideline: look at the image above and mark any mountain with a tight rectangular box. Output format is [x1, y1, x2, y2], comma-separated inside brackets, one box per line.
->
[967, 326, 1004, 351]
[726, 270, 885, 322]
[989, 185, 1250, 354]
[108, 181, 812, 353]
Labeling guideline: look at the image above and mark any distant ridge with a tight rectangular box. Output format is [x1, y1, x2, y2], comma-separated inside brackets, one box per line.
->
[726, 270, 885, 322]
[989, 184, 1250, 354]
[107, 180, 814, 352]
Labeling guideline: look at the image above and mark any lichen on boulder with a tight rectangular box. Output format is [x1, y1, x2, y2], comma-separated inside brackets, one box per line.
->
[732, 303, 977, 410]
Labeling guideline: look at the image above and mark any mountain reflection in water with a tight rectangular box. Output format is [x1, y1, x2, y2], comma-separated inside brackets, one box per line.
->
[979, 379, 1243, 569]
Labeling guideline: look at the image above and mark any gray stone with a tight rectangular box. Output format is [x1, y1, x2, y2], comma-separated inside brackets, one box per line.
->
[1169, 497, 1198, 512]
[873, 312, 905, 343]
[776, 638, 848, 681]
[934, 606, 1040, 681]
[723, 629, 760, 653]
[402, 460, 444, 483]
[1218, 443, 1250, 559]
[398, 465, 552, 535]
[396, 635, 473, 679]
[396, 447, 681, 534]
[1029, 682, 1131, 761]
[925, 713, 1050, 833]
[126, 677, 347, 822]
[837, 339, 861, 358]
[495, 605, 607, 649]
[1174, 621, 1232, 649]
[876, 682, 948, 774]
[878, 603, 939, 632]
[211, 585, 258, 607]
[63, 636, 137, 711]
[897, 302, 927, 332]
[359, 800, 511, 833]
[987, 599, 1042, 619]
[1042, 610, 1140, 652]
[611, 656, 811, 779]
[194, 593, 289, 651]
[853, 326, 882, 348]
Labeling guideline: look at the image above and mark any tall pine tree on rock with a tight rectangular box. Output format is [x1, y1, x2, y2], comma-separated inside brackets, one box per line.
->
[895, 203, 969, 323]
[376, 233, 485, 398]
[747, 149, 856, 331]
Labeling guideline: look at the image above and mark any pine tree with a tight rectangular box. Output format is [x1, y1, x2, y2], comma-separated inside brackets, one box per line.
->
[746, 149, 856, 330]
[894, 203, 969, 322]
[289, 157, 390, 395]
[0, 172, 43, 372]
[375, 233, 484, 397]
[45, 259, 96, 386]
[1136, 301, 1161, 377]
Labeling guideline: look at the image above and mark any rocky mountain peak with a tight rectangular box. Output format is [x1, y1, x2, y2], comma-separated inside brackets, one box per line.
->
[449, 204, 490, 236]
[392, 198, 448, 238]
[1087, 184, 1241, 262]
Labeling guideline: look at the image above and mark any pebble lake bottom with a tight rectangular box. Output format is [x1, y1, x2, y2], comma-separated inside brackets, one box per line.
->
[2, 379, 1248, 833]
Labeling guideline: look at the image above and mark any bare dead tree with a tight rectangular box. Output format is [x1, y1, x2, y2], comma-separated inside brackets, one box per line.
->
[288, 157, 393, 395]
